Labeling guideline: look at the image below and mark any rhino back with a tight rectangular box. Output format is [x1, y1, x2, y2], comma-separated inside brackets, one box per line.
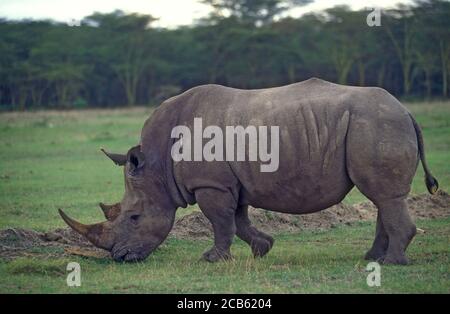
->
[146, 79, 412, 214]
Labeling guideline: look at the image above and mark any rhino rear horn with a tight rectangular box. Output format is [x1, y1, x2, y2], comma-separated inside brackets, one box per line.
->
[100, 148, 127, 166]
[99, 202, 121, 221]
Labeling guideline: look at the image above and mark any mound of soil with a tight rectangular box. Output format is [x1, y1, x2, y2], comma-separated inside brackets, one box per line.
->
[0, 191, 448, 259]
[0, 228, 108, 260]
[170, 202, 367, 239]
[171, 190, 449, 239]
[353, 190, 450, 220]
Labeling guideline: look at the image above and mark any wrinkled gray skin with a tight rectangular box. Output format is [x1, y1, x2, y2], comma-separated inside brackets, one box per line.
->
[60, 78, 438, 265]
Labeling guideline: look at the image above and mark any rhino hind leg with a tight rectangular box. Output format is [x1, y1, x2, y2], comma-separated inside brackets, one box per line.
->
[364, 213, 389, 261]
[346, 110, 418, 265]
[235, 205, 274, 258]
[347, 161, 417, 264]
[195, 188, 237, 262]
[361, 194, 416, 265]
[375, 198, 416, 265]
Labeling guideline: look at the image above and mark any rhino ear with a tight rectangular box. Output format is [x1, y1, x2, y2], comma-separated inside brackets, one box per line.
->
[127, 145, 145, 174]
[100, 148, 127, 166]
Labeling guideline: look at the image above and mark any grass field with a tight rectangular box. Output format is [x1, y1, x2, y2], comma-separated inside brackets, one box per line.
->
[0, 101, 449, 293]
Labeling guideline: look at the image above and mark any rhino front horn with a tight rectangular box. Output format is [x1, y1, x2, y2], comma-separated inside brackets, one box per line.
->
[58, 208, 113, 250]
[100, 148, 127, 166]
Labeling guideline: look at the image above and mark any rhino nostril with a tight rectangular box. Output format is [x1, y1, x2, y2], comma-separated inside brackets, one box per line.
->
[130, 214, 141, 225]
[112, 246, 129, 262]
[124, 253, 140, 262]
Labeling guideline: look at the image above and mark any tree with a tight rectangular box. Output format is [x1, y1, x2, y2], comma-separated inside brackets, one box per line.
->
[31, 25, 87, 107]
[83, 11, 157, 106]
[0, 1, 449, 109]
[413, 0, 450, 97]
[384, 5, 417, 95]
[321, 6, 360, 85]
[202, 0, 313, 25]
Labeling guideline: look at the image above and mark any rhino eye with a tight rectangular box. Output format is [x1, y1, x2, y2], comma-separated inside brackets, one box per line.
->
[130, 214, 141, 225]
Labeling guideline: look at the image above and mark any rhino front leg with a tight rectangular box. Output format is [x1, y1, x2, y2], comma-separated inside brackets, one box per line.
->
[195, 188, 237, 262]
[236, 205, 274, 257]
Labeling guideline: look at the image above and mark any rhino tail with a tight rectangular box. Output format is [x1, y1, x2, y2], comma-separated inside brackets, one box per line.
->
[408, 113, 439, 195]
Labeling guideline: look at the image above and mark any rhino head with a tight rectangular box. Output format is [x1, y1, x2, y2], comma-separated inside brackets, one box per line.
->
[59, 145, 176, 262]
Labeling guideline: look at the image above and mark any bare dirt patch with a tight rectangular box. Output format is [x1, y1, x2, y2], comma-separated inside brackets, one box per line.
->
[0, 228, 108, 260]
[0, 191, 448, 259]
[171, 190, 450, 239]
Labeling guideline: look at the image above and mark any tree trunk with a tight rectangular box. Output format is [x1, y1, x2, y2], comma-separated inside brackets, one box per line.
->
[30, 83, 48, 107]
[337, 61, 352, 85]
[358, 61, 366, 86]
[424, 68, 432, 99]
[403, 64, 411, 95]
[377, 63, 386, 87]
[125, 82, 137, 106]
[287, 65, 296, 84]
[385, 20, 414, 96]
[441, 40, 448, 98]
[12, 86, 28, 111]
[332, 46, 353, 85]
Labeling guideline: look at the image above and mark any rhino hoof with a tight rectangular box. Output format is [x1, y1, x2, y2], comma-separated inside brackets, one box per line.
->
[251, 237, 273, 258]
[364, 249, 386, 261]
[202, 248, 232, 263]
[381, 254, 409, 265]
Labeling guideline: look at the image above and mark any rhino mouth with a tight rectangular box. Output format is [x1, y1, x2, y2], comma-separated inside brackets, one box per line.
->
[111, 244, 153, 262]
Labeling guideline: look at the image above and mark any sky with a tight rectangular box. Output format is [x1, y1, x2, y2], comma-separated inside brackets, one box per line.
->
[0, 0, 412, 28]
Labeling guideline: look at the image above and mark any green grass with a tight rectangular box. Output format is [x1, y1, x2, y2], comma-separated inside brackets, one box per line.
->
[0, 102, 449, 293]
[0, 218, 448, 293]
